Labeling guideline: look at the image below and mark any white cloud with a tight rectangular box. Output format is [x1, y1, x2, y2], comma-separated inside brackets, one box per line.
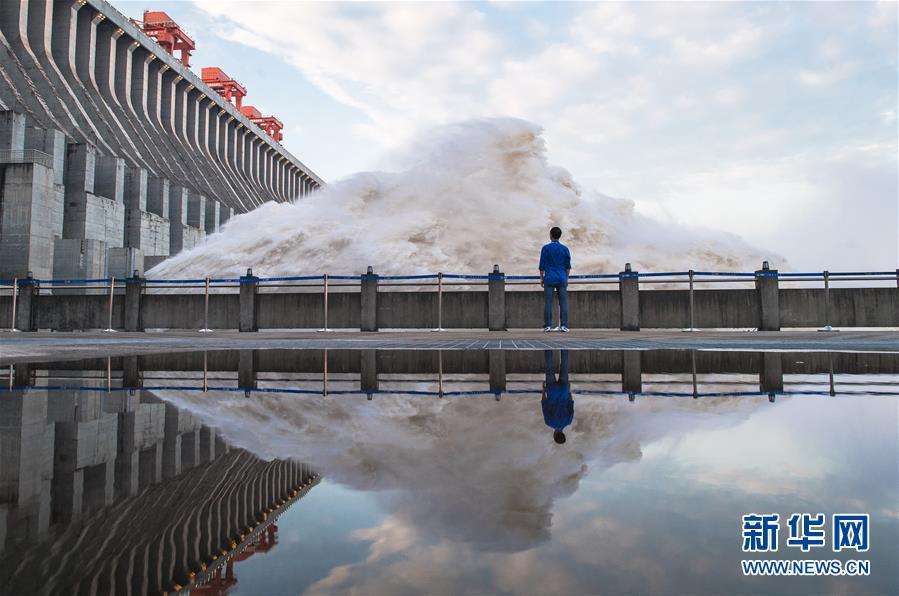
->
[797, 62, 856, 87]
[191, 0, 896, 269]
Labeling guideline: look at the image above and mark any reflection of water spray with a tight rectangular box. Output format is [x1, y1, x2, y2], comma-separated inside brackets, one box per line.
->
[151, 381, 759, 552]
[149, 118, 777, 279]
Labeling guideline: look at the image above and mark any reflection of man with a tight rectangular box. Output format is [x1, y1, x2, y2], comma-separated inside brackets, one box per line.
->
[542, 350, 573, 444]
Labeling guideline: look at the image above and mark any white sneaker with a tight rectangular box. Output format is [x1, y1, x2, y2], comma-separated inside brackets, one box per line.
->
[543, 326, 552, 332]
[551, 326, 561, 332]
[560, 326, 570, 333]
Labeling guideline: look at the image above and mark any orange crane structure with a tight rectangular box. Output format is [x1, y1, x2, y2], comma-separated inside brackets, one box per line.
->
[137, 11, 196, 67]
[135, 9, 287, 143]
[201, 68, 248, 108]
[191, 525, 280, 595]
[240, 106, 285, 142]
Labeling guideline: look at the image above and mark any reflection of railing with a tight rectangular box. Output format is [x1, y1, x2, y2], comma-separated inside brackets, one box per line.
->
[0, 149, 54, 169]
[5, 383, 897, 399]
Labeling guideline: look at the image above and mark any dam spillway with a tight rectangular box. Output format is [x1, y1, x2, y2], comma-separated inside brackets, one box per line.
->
[0, 0, 323, 280]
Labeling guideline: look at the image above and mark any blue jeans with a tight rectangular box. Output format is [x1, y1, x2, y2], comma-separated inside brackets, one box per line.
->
[544, 349, 570, 384]
[543, 284, 569, 328]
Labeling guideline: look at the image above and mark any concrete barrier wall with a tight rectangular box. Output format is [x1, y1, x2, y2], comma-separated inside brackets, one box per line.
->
[142, 294, 239, 329]
[257, 292, 359, 329]
[780, 288, 898, 327]
[378, 291, 488, 329]
[507, 290, 621, 328]
[33, 294, 125, 331]
[4, 285, 897, 331]
[642, 289, 761, 328]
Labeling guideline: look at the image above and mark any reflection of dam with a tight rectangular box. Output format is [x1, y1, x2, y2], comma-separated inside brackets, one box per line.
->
[0, 375, 319, 594]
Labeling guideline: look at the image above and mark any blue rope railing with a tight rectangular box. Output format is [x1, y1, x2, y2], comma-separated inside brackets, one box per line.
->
[0, 269, 895, 286]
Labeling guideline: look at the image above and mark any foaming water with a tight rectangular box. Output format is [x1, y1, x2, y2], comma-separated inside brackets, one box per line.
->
[150, 119, 775, 279]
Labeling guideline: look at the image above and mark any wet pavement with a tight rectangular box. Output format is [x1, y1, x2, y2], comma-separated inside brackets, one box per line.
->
[1, 348, 897, 595]
[2, 329, 897, 364]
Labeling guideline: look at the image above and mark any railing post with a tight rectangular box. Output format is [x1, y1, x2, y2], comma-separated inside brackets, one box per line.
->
[9, 278, 17, 332]
[437, 349, 444, 398]
[488, 349, 506, 395]
[760, 352, 783, 395]
[124, 270, 144, 332]
[16, 272, 38, 332]
[199, 276, 212, 332]
[691, 349, 698, 399]
[622, 350, 642, 394]
[104, 277, 116, 332]
[123, 355, 142, 389]
[360, 266, 378, 332]
[238, 349, 257, 389]
[828, 354, 835, 397]
[687, 269, 696, 331]
[13, 363, 32, 387]
[433, 272, 444, 331]
[319, 273, 331, 332]
[488, 264, 506, 331]
[322, 348, 329, 395]
[619, 263, 640, 331]
[360, 349, 378, 395]
[818, 270, 833, 332]
[754, 261, 780, 331]
[239, 268, 259, 332]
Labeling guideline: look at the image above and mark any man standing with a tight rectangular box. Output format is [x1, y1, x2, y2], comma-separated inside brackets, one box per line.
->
[539, 226, 571, 332]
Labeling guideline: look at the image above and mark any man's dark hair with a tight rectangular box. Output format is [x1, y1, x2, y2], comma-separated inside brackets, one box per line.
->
[550, 226, 562, 240]
[554, 430, 566, 444]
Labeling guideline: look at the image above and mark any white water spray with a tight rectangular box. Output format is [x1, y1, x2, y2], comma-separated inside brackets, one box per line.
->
[150, 118, 776, 278]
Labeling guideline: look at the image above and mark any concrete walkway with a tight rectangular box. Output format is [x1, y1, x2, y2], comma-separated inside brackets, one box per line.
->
[2, 329, 897, 363]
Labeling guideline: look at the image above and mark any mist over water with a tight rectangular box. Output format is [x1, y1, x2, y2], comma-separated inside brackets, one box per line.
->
[150, 118, 774, 278]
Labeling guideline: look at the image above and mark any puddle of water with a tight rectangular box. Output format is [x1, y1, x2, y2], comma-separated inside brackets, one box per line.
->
[1, 349, 897, 595]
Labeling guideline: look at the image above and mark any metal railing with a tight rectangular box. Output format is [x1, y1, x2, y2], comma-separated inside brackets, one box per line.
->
[0, 149, 54, 169]
[5, 381, 897, 400]
[1, 266, 897, 333]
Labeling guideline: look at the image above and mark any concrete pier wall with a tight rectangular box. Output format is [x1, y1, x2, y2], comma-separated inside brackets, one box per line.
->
[1, 285, 896, 331]
[0, 0, 323, 279]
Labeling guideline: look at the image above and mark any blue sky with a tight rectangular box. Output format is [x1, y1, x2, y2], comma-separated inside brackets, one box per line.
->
[117, 1, 897, 270]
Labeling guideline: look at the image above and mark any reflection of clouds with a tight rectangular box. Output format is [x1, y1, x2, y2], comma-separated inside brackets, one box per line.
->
[153, 379, 759, 554]
[151, 379, 898, 595]
[651, 396, 899, 513]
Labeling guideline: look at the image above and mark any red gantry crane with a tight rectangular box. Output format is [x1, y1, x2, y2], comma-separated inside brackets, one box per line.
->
[138, 10, 196, 67]
[137, 8, 287, 143]
[240, 106, 284, 143]
[201, 68, 248, 108]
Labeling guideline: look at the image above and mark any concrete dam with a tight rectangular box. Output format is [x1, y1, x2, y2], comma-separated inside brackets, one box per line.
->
[0, 0, 323, 280]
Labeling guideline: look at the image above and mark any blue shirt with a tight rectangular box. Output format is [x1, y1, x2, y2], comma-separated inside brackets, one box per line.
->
[539, 240, 571, 286]
[543, 383, 573, 431]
